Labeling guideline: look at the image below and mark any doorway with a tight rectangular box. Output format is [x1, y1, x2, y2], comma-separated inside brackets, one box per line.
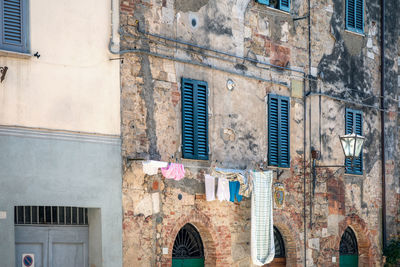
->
[14, 206, 89, 267]
[172, 223, 204, 267]
[339, 227, 358, 267]
[266, 226, 286, 267]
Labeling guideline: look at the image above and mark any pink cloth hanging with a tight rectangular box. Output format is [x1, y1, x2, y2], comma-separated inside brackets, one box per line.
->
[161, 163, 185, 181]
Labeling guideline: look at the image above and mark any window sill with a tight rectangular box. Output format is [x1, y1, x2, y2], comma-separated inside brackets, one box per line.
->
[255, 5, 291, 16]
[266, 6, 290, 15]
[0, 49, 32, 59]
[344, 29, 365, 37]
[267, 166, 291, 170]
[344, 172, 364, 177]
[181, 158, 211, 168]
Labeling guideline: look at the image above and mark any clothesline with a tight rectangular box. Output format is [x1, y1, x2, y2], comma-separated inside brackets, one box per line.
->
[137, 158, 275, 266]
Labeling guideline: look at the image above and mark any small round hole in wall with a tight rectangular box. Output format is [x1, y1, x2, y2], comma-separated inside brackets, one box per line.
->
[178, 194, 182, 200]
[189, 14, 199, 29]
[227, 79, 236, 91]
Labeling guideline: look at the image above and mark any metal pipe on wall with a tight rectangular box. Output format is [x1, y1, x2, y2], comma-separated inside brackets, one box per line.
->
[135, 24, 307, 75]
[380, 0, 387, 251]
[109, 48, 290, 88]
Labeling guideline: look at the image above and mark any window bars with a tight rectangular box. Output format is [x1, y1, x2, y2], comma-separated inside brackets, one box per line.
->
[14, 206, 88, 225]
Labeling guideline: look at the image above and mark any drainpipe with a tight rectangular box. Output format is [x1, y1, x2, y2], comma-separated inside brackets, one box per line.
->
[304, 0, 312, 265]
[109, 0, 120, 53]
[380, 0, 387, 251]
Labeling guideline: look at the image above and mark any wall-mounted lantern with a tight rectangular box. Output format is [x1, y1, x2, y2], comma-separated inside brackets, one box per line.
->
[339, 133, 365, 159]
[311, 133, 366, 179]
[309, 132, 365, 225]
[0, 66, 8, 83]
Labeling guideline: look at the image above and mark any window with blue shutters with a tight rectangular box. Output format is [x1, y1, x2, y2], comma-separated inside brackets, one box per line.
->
[268, 94, 290, 168]
[181, 78, 209, 160]
[345, 108, 363, 174]
[346, 0, 364, 34]
[256, 0, 291, 12]
[0, 0, 29, 53]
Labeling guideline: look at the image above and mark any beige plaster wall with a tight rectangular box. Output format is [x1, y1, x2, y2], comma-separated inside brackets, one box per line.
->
[0, 0, 120, 135]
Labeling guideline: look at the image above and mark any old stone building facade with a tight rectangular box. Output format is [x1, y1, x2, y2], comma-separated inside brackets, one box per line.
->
[118, 0, 399, 266]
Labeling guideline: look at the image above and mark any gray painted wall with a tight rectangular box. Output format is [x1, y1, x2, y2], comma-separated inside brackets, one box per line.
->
[0, 126, 122, 267]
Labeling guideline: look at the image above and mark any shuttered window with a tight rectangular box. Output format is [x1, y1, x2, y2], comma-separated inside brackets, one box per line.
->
[268, 94, 290, 168]
[181, 78, 209, 160]
[279, 0, 290, 12]
[346, 0, 364, 34]
[256, 0, 290, 12]
[345, 108, 363, 174]
[0, 0, 29, 53]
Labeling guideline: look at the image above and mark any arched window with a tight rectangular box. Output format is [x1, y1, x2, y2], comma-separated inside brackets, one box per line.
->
[340, 227, 358, 255]
[172, 224, 204, 267]
[274, 226, 285, 258]
[340, 227, 358, 267]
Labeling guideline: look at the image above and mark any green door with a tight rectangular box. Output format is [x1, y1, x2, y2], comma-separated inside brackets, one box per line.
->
[172, 224, 205, 267]
[172, 258, 205, 267]
[340, 255, 358, 267]
[340, 228, 359, 267]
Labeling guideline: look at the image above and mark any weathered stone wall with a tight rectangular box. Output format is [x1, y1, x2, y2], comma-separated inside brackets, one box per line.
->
[120, 0, 399, 266]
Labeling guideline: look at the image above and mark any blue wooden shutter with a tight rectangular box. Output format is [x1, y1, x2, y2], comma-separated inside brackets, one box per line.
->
[346, 0, 363, 33]
[279, 0, 290, 12]
[256, 0, 270, 5]
[279, 97, 290, 167]
[268, 95, 290, 167]
[0, 0, 28, 52]
[355, 0, 364, 32]
[195, 81, 209, 160]
[181, 78, 208, 160]
[268, 96, 279, 166]
[182, 80, 195, 159]
[345, 109, 363, 174]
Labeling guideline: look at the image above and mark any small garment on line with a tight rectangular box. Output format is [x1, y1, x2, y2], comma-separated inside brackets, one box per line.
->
[229, 181, 243, 203]
[204, 174, 216, 201]
[251, 170, 275, 266]
[161, 163, 185, 181]
[142, 160, 168, 175]
[237, 173, 252, 198]
[217, 177, 230, 201]
[213, 167, 252, 198]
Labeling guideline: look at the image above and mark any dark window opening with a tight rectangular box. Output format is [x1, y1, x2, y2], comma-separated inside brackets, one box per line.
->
[274, 226, 286, 258]
[172, 224, 204, 259]
[340, 227, 358, 255]
[14, 206, 88, 225]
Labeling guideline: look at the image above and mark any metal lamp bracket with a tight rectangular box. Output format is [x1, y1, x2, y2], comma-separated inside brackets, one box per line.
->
[0, 66, 8, 83]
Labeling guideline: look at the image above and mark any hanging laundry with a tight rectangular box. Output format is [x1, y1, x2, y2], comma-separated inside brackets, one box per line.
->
[142, 160, 168, 175]
[237, 173, 252, 198]
[213, 167, 252, 198]
[216, 177, 230, 201]
[229, 181, 243, 203]
[204, 174, 216, 201]
[214, 167, 245, 180]
[161, 163, 185, 181]
[251, 171, 275, 266]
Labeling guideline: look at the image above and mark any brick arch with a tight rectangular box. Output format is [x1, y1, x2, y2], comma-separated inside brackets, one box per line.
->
[162, 209, 229, 267]
[272, 210, 302, 266]
[338, 214, 378, 266]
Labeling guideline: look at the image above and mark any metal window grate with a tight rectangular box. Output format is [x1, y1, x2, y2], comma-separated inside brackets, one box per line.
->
[172, 223, 204, 259]
[274, 226, 286, 258]
[14, 206, 88, 225]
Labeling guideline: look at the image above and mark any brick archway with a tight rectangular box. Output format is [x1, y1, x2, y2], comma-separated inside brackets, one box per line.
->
[272, 210, 302, 266]
[338, 214, 378, 266]
[162, 209, 231, 267]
